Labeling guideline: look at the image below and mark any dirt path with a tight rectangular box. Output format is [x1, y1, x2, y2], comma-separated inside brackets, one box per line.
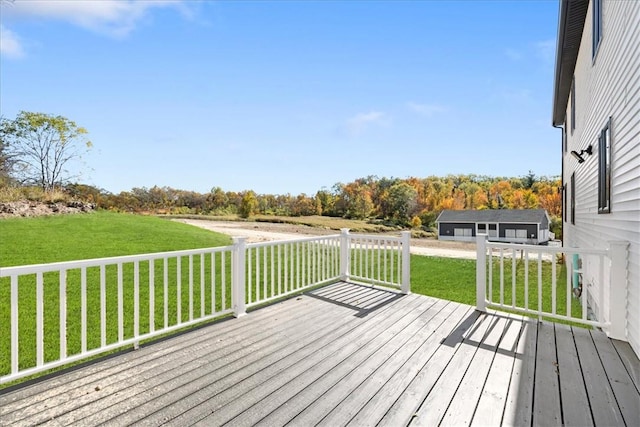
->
[174, 219, 478, 259]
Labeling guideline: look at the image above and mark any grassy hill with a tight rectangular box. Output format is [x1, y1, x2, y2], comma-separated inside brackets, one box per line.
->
[0, 211, 231, 267]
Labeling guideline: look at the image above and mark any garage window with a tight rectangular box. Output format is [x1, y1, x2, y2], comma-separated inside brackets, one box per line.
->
[454, 228, 472, 237]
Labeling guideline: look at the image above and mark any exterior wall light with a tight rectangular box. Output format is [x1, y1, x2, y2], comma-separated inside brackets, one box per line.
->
[570, 145, 593, 163]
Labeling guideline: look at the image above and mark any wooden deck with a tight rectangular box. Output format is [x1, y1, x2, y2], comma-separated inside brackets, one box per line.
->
[1, 282, 638, 426]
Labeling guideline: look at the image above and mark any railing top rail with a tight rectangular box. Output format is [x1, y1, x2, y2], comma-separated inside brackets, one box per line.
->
[347, 233, 404, 243]
[0, 244, 235, 277]
[484, 241, 608, 256]
[0, 231, 410, 277]
[245, 234, 341, 249]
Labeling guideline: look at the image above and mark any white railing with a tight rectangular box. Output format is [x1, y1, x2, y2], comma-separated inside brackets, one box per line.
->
[344, 230, 411, 293]
[0, 230, 410, 385]
[242, 235, 342, 310]
[0, 246, 235, 386]
[475, 234, 629, 338]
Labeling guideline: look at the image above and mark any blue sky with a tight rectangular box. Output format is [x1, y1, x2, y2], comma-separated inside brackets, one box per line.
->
[1, 0, 561, 195]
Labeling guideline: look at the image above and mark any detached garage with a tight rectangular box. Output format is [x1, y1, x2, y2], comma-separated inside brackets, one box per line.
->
[436, 209, 551, 245]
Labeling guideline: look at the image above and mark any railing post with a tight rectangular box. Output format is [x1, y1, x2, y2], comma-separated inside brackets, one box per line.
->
[232, 237, 247, 318]
[606, 240, 629, 340]
[340, 228, 350, 282]
[476, 234, 487, 312]
[401, 231, 411, 294]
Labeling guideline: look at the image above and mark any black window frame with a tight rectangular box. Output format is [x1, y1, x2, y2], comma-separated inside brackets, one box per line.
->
[563, 182, 567, 223]
[593, 0, 603, 59]
[598, 117, 612, 214]
[571, 173, 576, 225]
[571, 78, 576, 134]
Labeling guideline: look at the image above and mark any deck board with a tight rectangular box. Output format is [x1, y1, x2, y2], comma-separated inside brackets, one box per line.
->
[377, 310, 482, 426]
[612, 339, 640, 391]
[197, 295, 434, 427]
[501, 317, 537, 427]
[555, 323, 594, 427]
[299, 299, 452, 427]
[1, 294, 320, 424]
[235, 298, 446, 426]
[47, 297, 352, 425]
[591, 329, 640, 425]
[573, 326, 626, 427]
[104, 293, 422, 426]
[410, 311, 496, 426]
[439, 311, 511, 426]
[1, 281, 638, 427]
[533, 321, 562, 426]
[471, 313, 524, 426]
[345, 303, 473, 427]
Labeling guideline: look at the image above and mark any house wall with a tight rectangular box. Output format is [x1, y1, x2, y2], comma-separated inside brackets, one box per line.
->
[541, 214, 549, 229]
[498, 223, 538, 240]
[564, 0, 640, 355]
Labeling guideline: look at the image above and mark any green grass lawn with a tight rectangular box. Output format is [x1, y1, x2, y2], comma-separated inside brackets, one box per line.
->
[0, 211, 231, 267]
[411, 255, 584, 322]
[411, 256, 477, 304]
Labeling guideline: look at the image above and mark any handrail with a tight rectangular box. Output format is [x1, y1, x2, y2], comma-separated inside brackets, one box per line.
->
[0, 245, 235, 276]
[0, 230, 411, 385]
[475, 234, 629, 341]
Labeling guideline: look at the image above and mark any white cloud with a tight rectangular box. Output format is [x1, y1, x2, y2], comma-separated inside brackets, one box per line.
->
[6, 0, 191, 38]
[0, 24, 24, 58]
[344, 111, 388, 136]
[407, 102, 447, 117]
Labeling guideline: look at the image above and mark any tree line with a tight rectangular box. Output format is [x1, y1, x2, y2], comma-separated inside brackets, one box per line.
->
[63, 172, 561, 227]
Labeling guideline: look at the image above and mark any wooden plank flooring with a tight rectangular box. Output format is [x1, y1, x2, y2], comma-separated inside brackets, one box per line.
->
[1, 281, 638, 426]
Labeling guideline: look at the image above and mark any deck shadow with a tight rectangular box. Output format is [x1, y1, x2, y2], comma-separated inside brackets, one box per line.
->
[442, 310, 527, 359]
[306, 282, 405, 318]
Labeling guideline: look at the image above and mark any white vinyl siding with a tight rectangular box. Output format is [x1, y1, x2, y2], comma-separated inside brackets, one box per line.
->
[563, 0, 640, 356]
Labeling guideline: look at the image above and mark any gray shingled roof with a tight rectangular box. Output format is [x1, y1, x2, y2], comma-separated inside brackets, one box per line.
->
[436, 209, 548, 224]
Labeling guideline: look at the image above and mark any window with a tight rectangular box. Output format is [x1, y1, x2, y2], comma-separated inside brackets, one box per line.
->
[571, 78, 576, 133]
[571, 173, 576, 225]
[454, 228, 472, 237]
[516, 229, 527, 239]
[505, 229, 516, 238]
[593, 0, 603, 58]
[598, 118, 612, 213]
[563, 182, 567, 222]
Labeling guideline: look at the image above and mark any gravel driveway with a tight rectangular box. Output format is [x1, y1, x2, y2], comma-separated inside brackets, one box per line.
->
[174, 219, 478, 260]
